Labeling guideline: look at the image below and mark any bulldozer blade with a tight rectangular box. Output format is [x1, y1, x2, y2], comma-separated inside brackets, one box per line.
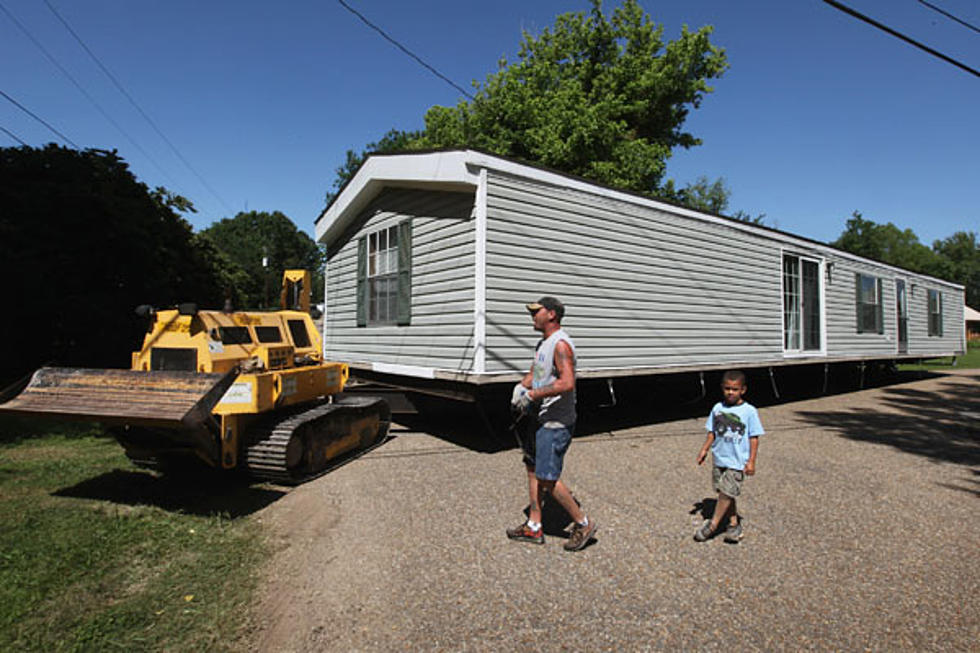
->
[0, 367, 237, 430]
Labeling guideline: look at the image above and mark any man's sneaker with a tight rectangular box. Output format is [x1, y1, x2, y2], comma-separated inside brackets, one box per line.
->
[693, 520, 715, 542]
[563, 519, 598, 551]
[506, 522, 544, 544]
[723, 521, 744, 543]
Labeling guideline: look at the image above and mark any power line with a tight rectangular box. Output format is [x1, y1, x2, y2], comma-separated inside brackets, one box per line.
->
[917, 0, 980, 35]
[336, 0, 476, 100]
[823, 0, 980, 78]
[1, 124, 28, 146]
[0, 88, 78, 147]
[42, 0, 234, 213]
[0, 0, 183, 189]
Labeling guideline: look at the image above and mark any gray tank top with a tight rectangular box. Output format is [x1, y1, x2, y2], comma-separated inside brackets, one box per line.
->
[531, 329, 576, 426]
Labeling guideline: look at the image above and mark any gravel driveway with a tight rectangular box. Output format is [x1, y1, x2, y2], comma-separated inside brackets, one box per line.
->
[248, 370, 979, 651]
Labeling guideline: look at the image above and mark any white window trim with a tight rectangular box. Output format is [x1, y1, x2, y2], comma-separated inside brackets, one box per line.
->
[927, 288, 943, 337]
[781, 249, 827, 357]
[472, 168, 487, 374]
[894, 277, 909, 354]
[856, 273, 884, 335]
[366, 224, 400, 326]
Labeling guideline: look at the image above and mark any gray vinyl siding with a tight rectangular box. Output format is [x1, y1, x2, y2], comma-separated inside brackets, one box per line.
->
[319, 151, 964, 381]
[324, 188, 477, 370]
[483, 171, 785, 374]
[908, 282, 961, 354]
[824, 256, 897, 356]
[823, 256, 963, 356]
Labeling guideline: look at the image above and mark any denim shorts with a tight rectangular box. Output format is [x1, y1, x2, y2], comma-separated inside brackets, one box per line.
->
[533, 423, 573, 481]
[712, 466, 745, 498]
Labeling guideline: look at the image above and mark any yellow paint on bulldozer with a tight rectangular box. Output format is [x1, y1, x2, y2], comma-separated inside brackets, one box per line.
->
[0, 270, 387, 481]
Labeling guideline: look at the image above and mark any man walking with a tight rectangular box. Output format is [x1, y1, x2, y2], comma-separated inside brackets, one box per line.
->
[507, 296, 597, 551]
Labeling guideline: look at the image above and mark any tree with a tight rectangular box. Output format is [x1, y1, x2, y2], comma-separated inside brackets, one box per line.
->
[832, 211, 943, 274]
[832, 213, 980, 307]
[422, 0, 726, 193]
[326, 0, 727, 202]
[325, 128, 423, 205]
[660, 175, 766, 224]
[200, 211, 324, 309]
[932, 231, 980, 307]
[0, 144, 226, 383]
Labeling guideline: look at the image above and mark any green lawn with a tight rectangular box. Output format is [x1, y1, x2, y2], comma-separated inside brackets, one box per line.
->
[898, 341, 980, 371]
[0, 425, 268, 652]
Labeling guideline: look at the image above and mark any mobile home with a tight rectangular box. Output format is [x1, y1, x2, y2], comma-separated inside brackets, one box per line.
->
[315, 150, 965, 396]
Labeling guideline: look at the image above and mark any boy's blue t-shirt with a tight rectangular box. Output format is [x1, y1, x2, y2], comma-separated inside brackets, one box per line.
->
[705, 401, 764, 470]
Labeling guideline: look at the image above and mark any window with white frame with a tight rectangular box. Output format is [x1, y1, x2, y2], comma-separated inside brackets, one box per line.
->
[783, 253, 822, 351]
[856, 273, 883, 334]
[927, 289, 943, 336]
[356, 220, 412, 327]
[367, 225, 399, 324]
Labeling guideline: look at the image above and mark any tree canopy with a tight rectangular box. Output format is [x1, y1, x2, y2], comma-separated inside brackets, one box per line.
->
[327, 0, 727, 204]
[832, 212, 979, 307]
[200, 211, 324, 310]
[0, 144, 226, 382]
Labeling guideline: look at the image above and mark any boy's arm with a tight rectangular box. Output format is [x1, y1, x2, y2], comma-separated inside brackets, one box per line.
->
[745, 436, 759, 475]
[697, 432, 715, 465]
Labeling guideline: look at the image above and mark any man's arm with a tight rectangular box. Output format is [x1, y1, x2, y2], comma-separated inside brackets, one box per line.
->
[521, 369, 533, 389]
[527, 340, 575, 401]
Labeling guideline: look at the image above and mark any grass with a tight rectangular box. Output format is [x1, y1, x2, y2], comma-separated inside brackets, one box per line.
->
[0, 423, 269, 652]
[898, 341, 980, 371]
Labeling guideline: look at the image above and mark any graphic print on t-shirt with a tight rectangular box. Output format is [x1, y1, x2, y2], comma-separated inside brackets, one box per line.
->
[712, 411, 746, 441]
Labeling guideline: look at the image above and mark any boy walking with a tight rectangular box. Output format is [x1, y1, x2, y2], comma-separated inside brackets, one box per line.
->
[695, 370, 763, 543]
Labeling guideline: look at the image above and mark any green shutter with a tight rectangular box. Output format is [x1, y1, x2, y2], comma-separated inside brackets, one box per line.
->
[397, 220, 412, 325]
[356, 236, 367, 327]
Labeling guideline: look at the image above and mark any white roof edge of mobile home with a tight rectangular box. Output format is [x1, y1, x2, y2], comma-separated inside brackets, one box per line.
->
[966, 305, 980, 321]
[316, 149, 964, 291]
[315, 150, 482, 244]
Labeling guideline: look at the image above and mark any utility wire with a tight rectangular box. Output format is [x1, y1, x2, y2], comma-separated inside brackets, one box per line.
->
[1, 124, 28, 146]
[823, 0, 979, 78]
[917, 0, 980, 35]
[336, 0, 476, 100]
[0, 0, 183, 189]
[42, 0, 234, 213]
[0, 89, 78, 147]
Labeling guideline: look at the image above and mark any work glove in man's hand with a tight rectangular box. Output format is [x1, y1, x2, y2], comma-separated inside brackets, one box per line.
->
[510, 383, 533, 415]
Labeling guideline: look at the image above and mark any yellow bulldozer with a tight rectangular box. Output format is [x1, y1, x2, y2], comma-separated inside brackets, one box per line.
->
[0, 270, 389, 483]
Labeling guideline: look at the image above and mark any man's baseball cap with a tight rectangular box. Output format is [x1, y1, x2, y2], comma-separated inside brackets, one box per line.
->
[526, 296, 565, 321]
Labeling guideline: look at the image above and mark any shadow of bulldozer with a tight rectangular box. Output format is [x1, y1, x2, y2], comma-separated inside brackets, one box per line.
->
[53, 468, 286, 518]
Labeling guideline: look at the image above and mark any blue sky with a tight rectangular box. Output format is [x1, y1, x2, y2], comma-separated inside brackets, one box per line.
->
[2, 1, 977, 246]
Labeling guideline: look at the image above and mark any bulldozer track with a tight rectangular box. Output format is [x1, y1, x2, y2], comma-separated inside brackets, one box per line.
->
[245, 396, 391, 484]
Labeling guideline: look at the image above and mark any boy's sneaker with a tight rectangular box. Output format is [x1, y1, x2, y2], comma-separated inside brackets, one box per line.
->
[723, 521, 744, 543]
[506, 522, 544, 544]
[693, 520, 715, 542]
[563, 519, 598, 551]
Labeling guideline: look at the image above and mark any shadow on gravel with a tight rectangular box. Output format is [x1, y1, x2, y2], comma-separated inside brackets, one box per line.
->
[795, 372, 980, 470]
[400, 364, 936, 453]
[690, 497, 718, 523]
[53, 469, 286, 518]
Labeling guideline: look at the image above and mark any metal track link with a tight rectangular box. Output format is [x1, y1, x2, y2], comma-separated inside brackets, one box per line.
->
[244, 396, 390, 484]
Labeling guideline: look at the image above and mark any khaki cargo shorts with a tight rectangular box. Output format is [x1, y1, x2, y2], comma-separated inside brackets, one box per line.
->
[712, 466, 745, 498]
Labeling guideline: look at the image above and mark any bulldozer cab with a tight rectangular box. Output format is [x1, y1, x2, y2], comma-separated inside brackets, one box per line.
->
[280, 269, 311, 313]
[131, 306, 323, 375]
